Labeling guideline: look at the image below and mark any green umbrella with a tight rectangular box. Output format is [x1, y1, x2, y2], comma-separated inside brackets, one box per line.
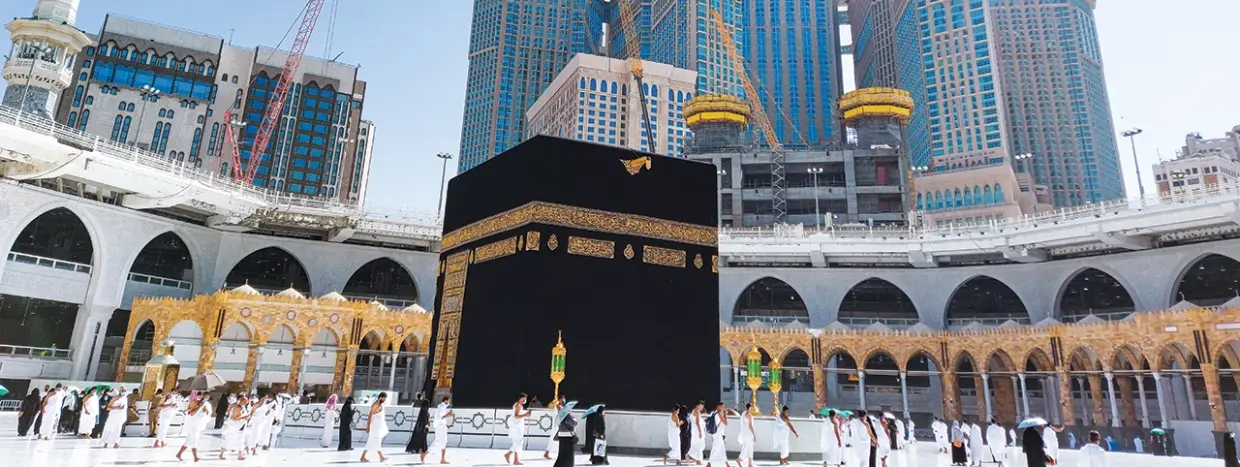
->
[819, 408, 853, 417]
[0, 384, 9, 397]
[1150, 428, 1166, 435]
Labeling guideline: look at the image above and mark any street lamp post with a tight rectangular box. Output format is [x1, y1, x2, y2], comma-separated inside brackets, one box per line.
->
[807, 167, 823, 229]
[134, 85, 160, 148]
[1122, 128, 1145, 198]
[908, 165, 928, 225]
[435, 152, 454, 219]
[1014, 153, 1034, 173]
[716, 168, 727, 229]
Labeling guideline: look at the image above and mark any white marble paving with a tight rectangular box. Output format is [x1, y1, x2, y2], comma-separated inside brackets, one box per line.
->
[0, 426, 1224, 467]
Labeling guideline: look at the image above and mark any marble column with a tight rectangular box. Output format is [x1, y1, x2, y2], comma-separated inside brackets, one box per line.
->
[980, 374, 993, 422]
[1018, 373, 1031, 417]
[859, 371, 867, 409]
[733, 367, 742, 408]
[900, 371, 910, 418]
[1182, 374, 1199, 421]
[1076, 377, 1090, 425]
[1152, 371, 1169, 426]
[1136, 374, 1151, 427]
[388, 351, 399, 391]
[1011, 375, 1022, 420]
[1104, 372, 1121, 427]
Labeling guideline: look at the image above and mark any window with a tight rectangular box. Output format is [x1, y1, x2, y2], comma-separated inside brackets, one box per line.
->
[67, 111, 78, 128]
[110, 115, 123, 141]
[120, 116, 132, 143]
[127, 103, 134, 112]
[78, 110, 90, 130]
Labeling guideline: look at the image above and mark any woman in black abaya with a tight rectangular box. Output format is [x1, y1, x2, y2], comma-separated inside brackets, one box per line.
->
[214, 393, 228, 430]
[677, 405, 691, 462]
[583, 406, 608, 465]
[337, 397, 355, 451]
[16, 389, 39, 436]
[553, 412, 578, 467]
[405, 397, 430, 454]
[92, 390, 111, 438]
[1022, 426, 1048, 467]
[950, 421, 968, 466]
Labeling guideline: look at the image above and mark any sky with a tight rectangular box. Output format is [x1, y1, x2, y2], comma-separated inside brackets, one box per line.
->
[2, 0, 1239, 213]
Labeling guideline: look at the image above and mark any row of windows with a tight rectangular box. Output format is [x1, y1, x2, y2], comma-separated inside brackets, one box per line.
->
[916, 184, 1006, 211]
[89, 43, 216, 77]
[91, 62, 217, 102]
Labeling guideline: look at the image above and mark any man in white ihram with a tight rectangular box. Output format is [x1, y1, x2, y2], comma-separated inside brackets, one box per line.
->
[985, 419, 1007, 467]
[932, 417, 949, 453]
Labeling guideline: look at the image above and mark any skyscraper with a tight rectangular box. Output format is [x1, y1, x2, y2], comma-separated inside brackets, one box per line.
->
[989, 0, 1123, 205]
[852, 0, 1122, 219]
[641, 0, 746, 98]
[457, 0, 605, 172]
[738, 0, 845, 149]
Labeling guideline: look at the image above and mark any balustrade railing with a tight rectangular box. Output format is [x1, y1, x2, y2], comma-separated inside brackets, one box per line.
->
[838, 316, 920, 327]
[6, 251, 92, 273]
[343, 295, 418, 309]
[0, 344, 71, 359]
[0, 400, 21, 411]
[1060, 310, 1135, 323]
[0, 105, 444, 229]
[722, 178, 1240, 241]
[946, 316, 1032, 327]
[127, 272, 192, 290]
[731, 315, 809, 326]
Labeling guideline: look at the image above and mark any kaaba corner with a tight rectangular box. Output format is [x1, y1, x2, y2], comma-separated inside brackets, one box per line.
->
[425, 136, 721, 411]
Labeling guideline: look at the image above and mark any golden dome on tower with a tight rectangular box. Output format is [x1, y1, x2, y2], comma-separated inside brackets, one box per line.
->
[683, 94, 751, 130]
[839, 87, 914, 125]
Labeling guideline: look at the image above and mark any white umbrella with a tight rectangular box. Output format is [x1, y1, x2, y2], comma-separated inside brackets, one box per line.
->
[182, 372, 227, 391]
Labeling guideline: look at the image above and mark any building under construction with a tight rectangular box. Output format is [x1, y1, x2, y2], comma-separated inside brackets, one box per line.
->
[686, 87, 914, 228]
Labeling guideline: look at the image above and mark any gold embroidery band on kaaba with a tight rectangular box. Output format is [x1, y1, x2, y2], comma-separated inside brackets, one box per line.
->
[473, 236, 518, 264]
[567, 236, 615, 259]
[643, 245, 687, 268]
[431, 250, 471, 388]
[440, 201, 717, 251]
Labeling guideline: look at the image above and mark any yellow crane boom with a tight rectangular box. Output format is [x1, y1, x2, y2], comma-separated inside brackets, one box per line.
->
[709, 9, 788, 222]
[617, 0, 657, 153]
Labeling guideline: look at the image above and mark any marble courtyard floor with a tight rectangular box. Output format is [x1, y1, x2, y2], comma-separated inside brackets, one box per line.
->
[0, 415, 1223, 466]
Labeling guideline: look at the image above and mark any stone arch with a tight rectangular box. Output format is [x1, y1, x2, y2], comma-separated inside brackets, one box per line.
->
[9, 206, 98, 266]
[985, 349, 1018, 373]
[223, 246, 312, 293]
[1154, 341, 1196, 372]
[1214, 340, 1240, 370]
[837, 277, 919, 325]
[126, 231, 196, 289]
[1112, 344, 1147, 371]
[953, 350, 979, 373]
[359, 329, 385, 351]
[1171, 253, 1240, 306]
[168, 320, 202, 341]
[906, 349, 942, 374]
[732, 277, 809, 325]
[823, 347, 858, 371]
[342, 257, 419, 306]
[776, 345, 811, 364]
[781, 347, 811, 367]
[398, 332, 423, 353]
[219, 321, 253, 343]
[267, 324, 297, 346]
[780, 348, 813, 393]
[944, 275, 1029, 326]
[1068, 346, 1103, 372]
[1055, 267, 1137, 320]
[1024, 348, 1054, 372]
[312, 328, 341, 348]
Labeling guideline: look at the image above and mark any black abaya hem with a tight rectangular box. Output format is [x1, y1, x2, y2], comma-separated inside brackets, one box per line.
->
[553, 436, 576, 467]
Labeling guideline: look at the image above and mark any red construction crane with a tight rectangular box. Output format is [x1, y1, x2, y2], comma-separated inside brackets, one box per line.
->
[225, 0, 327, 183]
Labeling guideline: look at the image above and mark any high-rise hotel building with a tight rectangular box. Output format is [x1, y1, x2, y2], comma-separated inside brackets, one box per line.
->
[457, 0, 606, 172]
[526, 53, 697, 155]
[852, 0, 1122, 222]
[49, 15, 373, 203]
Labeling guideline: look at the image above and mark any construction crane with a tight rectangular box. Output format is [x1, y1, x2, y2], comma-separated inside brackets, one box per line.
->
[616, 0, 657, 153]
[224, 0, 327, 183]
[709, 9, 788, 223]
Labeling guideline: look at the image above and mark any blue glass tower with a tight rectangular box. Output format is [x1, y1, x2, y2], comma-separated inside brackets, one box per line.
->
[738, 0, 844, 149]
[457, 0, 605, 172]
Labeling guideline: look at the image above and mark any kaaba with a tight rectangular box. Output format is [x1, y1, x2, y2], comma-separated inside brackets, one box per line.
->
[424, 136, 720, 411]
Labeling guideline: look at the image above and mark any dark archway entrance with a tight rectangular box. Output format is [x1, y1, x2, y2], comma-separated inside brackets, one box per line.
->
[945, 276, 1029, 327]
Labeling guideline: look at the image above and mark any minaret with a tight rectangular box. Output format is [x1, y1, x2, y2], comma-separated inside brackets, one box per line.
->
[2, 0, 92, 118]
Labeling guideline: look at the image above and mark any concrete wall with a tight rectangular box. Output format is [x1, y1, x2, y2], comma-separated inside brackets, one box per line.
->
[718, 238, 1240, 328]
[0, 181, 439, 380]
